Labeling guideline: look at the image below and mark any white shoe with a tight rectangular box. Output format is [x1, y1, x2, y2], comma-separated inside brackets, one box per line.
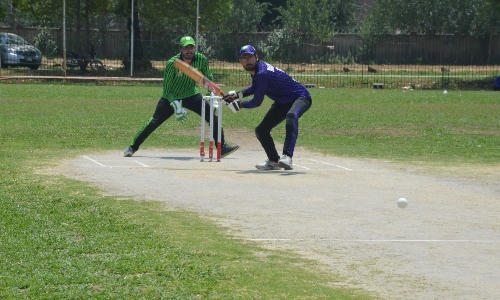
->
[255, 159, 281, 170]
[278, 154, 293, 170]
[124, 146, 136, 157]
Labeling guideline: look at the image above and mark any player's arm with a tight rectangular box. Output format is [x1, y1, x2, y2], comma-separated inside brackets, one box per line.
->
[224, 79, 266, 113]
[241, 73, 269, 108]
[161, 60, 179, 102]
[222, 89, 248, 103]
[198, 55, 216, 96]
[244, 85, 255, 96]
[222, 81, 255, 104]
[199, 54, 214, 82]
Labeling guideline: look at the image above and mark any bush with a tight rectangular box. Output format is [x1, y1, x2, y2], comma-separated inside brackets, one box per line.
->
[32, 27, 58, 57]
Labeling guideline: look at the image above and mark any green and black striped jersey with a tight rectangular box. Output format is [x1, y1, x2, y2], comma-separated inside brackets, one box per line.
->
[161, 52, 213, 102]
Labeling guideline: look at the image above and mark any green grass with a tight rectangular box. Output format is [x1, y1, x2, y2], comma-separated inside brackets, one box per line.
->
[296, 88, 500, 164]
[0, 83, 375, 299]
[219, 87, 500, 166]
[1, 82, 499, 298]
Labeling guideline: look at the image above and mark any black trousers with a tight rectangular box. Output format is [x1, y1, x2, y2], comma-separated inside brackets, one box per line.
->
[255, 97, 312, 162]
[129, 93, 224, 150]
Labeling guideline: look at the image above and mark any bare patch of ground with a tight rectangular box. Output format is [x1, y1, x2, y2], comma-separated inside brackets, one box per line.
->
[48, 131, 500, 300]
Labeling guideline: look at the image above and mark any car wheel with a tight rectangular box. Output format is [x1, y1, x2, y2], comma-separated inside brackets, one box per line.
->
[29, 65, 40, 70]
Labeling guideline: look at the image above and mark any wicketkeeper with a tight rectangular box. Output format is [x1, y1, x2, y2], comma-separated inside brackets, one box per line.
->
[223, 45, 312, 170]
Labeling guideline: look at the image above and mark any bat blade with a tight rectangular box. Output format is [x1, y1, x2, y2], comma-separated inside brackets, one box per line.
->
[173, 59, 225, 96]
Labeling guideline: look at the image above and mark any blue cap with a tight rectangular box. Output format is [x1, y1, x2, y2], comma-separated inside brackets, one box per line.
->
[239, 45, 256, 58]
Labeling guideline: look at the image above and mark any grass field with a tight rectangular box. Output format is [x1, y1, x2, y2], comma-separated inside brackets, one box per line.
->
[1, 83, 499, 299]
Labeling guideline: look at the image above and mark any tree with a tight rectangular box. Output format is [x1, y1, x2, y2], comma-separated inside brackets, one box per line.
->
[367, 0, 499, 37]
[134, 0, 232, 33]
[223, 0, 267, 34]
[110, 0, 232, 68]
[277, 0, 359, 41]
[257, 0, 287, 31]
[72, 0, 111, 54]
[482, 0, 500, 63]
[9, 0, 63, 27]
[0, 1, 8, 22]
[259, 0, 358, 62]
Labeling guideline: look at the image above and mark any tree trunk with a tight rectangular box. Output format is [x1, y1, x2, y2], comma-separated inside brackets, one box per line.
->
[85, 0, 90, 54]
[76, 0, 81, 52]
[487, 22, 493, 65]
[127, 0, 143, 60]
[124, 0, 151, 70]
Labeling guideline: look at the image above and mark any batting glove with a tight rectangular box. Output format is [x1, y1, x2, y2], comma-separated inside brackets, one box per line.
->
[170, 100, 188, 123]
[222, 90, 244, 103]
[226, 99, 242, 113]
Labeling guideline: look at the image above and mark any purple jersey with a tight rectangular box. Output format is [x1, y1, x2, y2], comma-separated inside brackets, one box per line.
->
[242, 61, 311, 108]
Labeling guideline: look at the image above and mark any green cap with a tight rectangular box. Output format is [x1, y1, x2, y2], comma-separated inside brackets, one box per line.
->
[180, 36, 195, 47]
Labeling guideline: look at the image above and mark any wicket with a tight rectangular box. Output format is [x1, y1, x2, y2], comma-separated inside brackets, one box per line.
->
[200, 94, 222, 162]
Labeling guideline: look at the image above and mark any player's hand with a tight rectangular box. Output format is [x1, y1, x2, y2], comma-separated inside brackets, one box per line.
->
[226, 99, 242, 113]
[170, 100, 188, 123]
[222, 90, 244, 103]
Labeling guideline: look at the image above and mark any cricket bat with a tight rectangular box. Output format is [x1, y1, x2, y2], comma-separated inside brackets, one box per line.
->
[173, 59, 225, 96]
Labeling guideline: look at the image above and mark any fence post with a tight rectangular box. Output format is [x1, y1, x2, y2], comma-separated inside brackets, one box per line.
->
[63, 0, 66, 77]
[130, 0, 134, 77]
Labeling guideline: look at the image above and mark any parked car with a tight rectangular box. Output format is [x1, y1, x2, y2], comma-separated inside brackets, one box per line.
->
[0, 33, 42, 70]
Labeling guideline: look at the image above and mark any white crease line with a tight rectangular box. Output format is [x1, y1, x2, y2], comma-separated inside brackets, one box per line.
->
[309, 159, 352, 170]
[133, 161, 150, 167]
[98, 166, 148, 168]
[82, 155, 106, 167]
[294, 164, 310, 170]
[248, 238, 499, 243]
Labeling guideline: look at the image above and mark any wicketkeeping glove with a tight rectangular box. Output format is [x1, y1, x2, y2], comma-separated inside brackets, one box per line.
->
[226, 99, 242, 113]
[170, 100, 188, 123]
[222, 90, 245, 104]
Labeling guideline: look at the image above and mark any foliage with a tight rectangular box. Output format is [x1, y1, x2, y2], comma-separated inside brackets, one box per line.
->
[257, 0, 286, 30]
[10, 0, 62, 26]
[257, 28, 299, 62]
[259, 0, 358, 62]
[222, 0, 267, 33]
[196, 33, 217, 59]
[31, 26, 58, 57]
[366, 0, 500, 37]
[277, 0, 359, 41]
[0, 1, 7, 22]
[116, 0, 232, 33]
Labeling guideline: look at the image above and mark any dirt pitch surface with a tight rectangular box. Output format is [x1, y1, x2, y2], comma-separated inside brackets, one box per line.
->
[52, 138, 499, 300]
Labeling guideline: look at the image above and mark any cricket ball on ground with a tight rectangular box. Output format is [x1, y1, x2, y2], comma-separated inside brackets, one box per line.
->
[397, 198, 408, 208]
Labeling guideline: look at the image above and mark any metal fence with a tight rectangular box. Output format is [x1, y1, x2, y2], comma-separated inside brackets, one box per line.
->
[1, 27, 499, 90]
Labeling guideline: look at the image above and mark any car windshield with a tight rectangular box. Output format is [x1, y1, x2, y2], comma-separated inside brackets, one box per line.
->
[0, 34, 29, 45]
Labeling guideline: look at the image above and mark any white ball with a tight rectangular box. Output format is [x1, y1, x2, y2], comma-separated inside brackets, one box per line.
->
[397, 198, 408, 208]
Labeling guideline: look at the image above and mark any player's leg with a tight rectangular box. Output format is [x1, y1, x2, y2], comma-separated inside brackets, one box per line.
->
[282, 97, 312, 157]
[279, 97, 312, 170]
[255, 102, 289, 164]
[124, 97, 174, 156]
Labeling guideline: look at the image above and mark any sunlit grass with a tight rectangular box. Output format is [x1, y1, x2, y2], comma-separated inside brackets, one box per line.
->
[0, 82, 379, 299]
